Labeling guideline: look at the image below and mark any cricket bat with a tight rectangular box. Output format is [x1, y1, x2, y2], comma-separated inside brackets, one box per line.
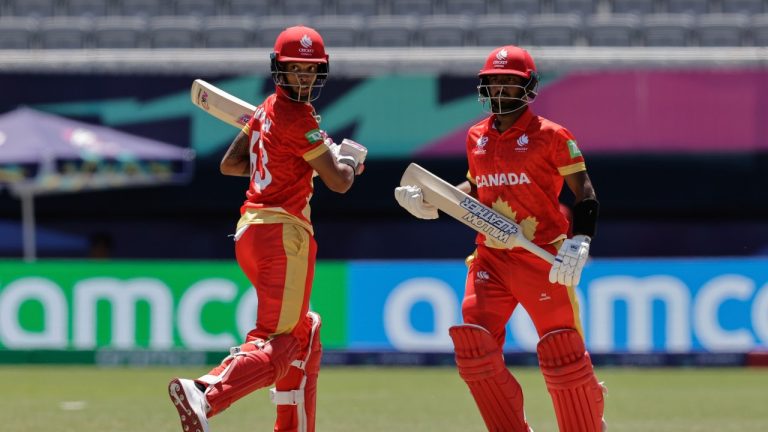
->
[400, 163, 555, 264]
[190, 79, 255, 129]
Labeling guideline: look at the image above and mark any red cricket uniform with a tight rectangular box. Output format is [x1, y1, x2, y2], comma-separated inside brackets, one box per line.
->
[463, 107, 587, 345]
[233, 86, 327, 346]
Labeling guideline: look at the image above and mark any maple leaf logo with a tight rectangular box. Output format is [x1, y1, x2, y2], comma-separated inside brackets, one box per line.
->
[484, 198, 538, 249]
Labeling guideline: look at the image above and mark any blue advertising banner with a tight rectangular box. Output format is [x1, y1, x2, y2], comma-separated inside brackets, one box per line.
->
[347, 258, 768, 353]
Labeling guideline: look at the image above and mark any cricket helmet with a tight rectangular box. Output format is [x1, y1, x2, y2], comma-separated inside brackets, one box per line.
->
[477, 45, 539, 114]
[270, 25, 329, 102]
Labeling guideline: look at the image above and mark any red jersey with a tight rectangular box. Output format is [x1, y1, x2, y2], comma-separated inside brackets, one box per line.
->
[466, 108, 586, 248]
[237, 88, 328, 234]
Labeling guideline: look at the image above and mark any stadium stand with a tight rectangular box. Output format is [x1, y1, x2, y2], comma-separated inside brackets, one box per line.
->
[474, 14, 527, 46]
[390, 0, 435, 15]
[695, 13, 750, 46]
[443, 0, 489, 15]
[93, 16, 148, 48]
[0, 0, 766, 48]
[721, 0, 764, 14]
[499, 0, 543, 15]
[6, 0, 58, 17]
[39, 16, 93, 49]
[254, 15, 309, 46]
[611, 0, 657, 14]
[642, 13, 696, 46]
[336, 0, 382, 15]
[365, 15, 419, 46]
[148, 16, 201, 48]
[65, 0, 111, 16]
[753, 13, 768, 45]
[526, 13, 584, 46]
[203, 15, 256, 48]
[0, 17, 38, 49]
[310, 15, 365, 47]
[586, 13, 641, 46]
[417, 14, 473, 46]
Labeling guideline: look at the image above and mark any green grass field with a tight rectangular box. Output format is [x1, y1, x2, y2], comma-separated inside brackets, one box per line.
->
[2, 365, 767, 431]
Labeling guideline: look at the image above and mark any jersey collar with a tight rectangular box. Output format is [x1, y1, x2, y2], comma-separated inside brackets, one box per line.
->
[489, 107, 535, 133]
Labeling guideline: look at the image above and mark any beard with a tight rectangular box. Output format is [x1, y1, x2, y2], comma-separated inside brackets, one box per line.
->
[490, 97, 526, 114]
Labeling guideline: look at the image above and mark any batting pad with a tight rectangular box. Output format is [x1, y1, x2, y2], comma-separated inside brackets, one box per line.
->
[537, 329, 605, 432]
[273, 312, 323, 432]
[450, 324, 530, 432]
[203, 334, 300, 417]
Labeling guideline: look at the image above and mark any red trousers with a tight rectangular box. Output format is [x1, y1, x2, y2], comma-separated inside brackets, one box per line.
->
[463, 244, 584, 347]
[235, 222, 317, 347]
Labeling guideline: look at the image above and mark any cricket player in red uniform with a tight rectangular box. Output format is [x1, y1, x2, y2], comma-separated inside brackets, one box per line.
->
[396, 45, 606, 431]
[169, 25, 366, 432]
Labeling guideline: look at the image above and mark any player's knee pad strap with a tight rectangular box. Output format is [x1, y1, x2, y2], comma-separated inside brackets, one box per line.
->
[272, 311, 323, 432]
[450, 324, 529, 432]
[203, 333, 300, 417]
[537, 329, 604, 432]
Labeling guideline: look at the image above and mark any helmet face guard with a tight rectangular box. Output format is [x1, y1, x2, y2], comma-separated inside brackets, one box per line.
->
[270, 53, 329, 103]
[477, 72, 539, 114]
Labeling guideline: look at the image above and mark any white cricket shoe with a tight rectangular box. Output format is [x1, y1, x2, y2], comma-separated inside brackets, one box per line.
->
[168, 378, 210, 432]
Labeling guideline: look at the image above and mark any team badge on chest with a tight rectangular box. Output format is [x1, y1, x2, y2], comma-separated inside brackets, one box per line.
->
[474, 135, 489, 155]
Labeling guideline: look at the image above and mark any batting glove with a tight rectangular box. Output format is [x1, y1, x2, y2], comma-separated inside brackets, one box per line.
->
[394, 185, 438, 220]
[337, 139, 367, 175]
[549, 235, 591, 286]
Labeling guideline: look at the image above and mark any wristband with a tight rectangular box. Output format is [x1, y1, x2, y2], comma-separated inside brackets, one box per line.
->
[572, 199, 599, 238]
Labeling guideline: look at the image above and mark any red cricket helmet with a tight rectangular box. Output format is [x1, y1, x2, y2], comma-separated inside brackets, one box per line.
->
[270, 25, 330, 102]
[478, 45, 536, 78]
[477, 45, 539, 114]
[272, 25, 329, 64]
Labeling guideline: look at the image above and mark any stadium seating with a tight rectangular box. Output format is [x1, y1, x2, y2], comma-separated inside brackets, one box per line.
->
[311, 15, 365, 47]
[1, 0, 766, 48]
[0, 17, 38, 49]
[93, 16, 148, 48]
[66, 0, 111, 16]
[642, 13, 695, 46]
[695, 13, 750, 46]
[526, 13, 583, 46]
[611, 0, 657, 14]
[474, 14, 528, 46]
[752, 13, 768, 45]
[499, 0, 542, 15]
[586, 13, 641, 46]
[6, 0, 58, 17]
[417, 15, 472, 46]
[365, 15, 419, 46]
[148, 16, 201, 48]
[203, 16, 255, 48]
[39, 16, 93, 48]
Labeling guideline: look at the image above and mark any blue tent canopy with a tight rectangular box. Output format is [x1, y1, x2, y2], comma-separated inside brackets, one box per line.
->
[0, 107, 195, 260]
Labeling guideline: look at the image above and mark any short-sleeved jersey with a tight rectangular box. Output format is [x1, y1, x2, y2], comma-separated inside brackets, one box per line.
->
[236, 88, 328, 234]
[466, 108, 586, 248]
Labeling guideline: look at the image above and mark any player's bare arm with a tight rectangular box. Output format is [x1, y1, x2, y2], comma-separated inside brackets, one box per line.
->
[220, 131, 250, 177]
[564, 170, 597, 204]
[307, 150, 355, 193]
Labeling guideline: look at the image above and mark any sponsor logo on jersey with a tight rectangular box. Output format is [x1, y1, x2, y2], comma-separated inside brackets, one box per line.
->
[516, 134, 529, 152]
[567, 139, 582, 158]
[299, 34, 314, 55]
[475, 172, 531, 188]
[305, 128, 323, 144]
[473, 135, 488, 154]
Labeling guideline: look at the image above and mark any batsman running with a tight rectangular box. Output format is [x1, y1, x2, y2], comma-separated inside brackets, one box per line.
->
[169, 25, 366, 432]
[395, 45, 606, 431]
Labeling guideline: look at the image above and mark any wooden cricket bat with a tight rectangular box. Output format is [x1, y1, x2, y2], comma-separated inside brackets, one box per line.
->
[400, 163, 555, 264]
[190, 79, 256, 129]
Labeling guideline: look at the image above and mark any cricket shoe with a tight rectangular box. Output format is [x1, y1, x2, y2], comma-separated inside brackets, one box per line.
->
[169, 378, 210, 432]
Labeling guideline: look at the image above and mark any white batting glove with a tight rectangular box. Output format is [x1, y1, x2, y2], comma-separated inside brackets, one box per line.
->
[549, 235, 591, 286]
[394, 185, 438, 220]
[337, 138, 367, 174]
